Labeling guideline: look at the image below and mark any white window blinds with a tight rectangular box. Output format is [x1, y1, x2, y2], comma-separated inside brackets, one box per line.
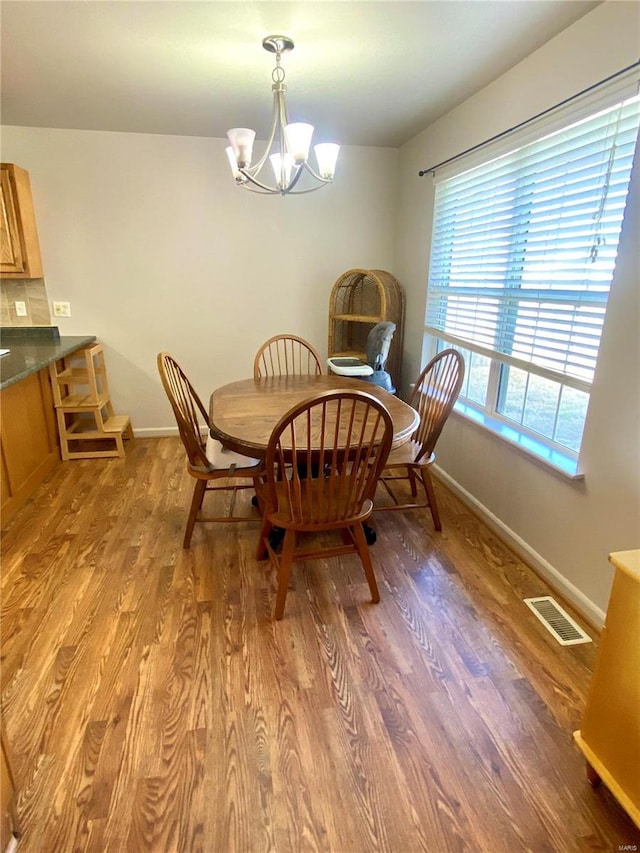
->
[425, 96, 640, 387]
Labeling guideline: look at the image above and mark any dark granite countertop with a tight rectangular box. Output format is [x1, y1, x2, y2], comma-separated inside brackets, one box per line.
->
[0, 327, 97, 391]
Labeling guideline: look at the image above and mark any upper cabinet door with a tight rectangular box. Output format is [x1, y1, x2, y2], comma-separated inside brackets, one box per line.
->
[0, 167, 26, 272]
[0, 163, 44, 279]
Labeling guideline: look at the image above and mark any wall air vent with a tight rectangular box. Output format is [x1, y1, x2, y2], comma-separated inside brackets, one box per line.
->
[524, 596, 592, 646]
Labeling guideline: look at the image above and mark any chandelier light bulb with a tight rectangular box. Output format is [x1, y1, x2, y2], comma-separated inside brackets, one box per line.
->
[284, 123, 314, 163]
[226, 128, 256, 168]
[225, 146, 243, 180]
[314, 143, 340, 180]
[269, 153, 294, 188]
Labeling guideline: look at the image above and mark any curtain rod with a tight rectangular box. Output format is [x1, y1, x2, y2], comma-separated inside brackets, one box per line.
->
[418, 60, 640, 178]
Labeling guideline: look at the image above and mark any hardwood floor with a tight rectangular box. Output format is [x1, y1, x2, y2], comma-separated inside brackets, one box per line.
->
[1, 437, 638, 852]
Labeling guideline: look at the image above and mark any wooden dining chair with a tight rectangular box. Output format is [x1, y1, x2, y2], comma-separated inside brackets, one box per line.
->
[375, 348, 465, 531]
[157, 352, 264, 547]
[254, 334, 324, 378]
[256, 389, 393, 619]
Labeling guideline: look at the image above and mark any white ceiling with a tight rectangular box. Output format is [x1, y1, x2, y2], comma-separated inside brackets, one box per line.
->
[1, 0, 601, 148]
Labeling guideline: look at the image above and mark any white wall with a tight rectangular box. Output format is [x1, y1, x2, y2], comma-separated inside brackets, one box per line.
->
[0, 126, 398, 431]
[394, 1, 640, 622]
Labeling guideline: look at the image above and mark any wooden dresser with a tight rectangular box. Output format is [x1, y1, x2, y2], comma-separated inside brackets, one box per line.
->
[573, 549, 640, 828]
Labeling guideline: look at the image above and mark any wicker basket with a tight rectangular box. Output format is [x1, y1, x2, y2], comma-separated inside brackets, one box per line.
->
[328, 269, 405, 390]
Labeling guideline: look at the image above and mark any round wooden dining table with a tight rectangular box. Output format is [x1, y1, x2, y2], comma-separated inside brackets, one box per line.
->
[209, 374, 419, 458]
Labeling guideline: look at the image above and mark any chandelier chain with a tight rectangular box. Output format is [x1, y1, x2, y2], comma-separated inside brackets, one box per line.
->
[272, 53, 286, 85]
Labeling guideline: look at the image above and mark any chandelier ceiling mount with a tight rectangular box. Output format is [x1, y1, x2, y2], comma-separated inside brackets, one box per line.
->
[261, 35, 294, 56]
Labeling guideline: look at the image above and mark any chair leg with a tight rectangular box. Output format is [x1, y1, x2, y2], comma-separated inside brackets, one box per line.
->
[420, 467, 442, 532]
[184, 479, 207, 548]
[256, 516, 272, 561]
[352, 523, 380, 604]
[252, 476, 266, 511]
[274, 529, 296, 620]
[408, 468, 418, 497]
[341, 528, 354, 546]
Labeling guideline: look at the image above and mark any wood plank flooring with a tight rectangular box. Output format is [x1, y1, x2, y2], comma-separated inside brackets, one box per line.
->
[1, 437, 638, 852]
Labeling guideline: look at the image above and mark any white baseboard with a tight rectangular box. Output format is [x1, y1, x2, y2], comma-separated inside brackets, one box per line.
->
[433, 464, 606, 630]
[132, 426, 179, 438]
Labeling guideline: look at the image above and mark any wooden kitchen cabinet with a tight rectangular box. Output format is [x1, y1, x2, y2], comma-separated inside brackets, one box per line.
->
[1, 734, 20, 851]
[1, 368, 59, 526]
[0, 163, 44, 279]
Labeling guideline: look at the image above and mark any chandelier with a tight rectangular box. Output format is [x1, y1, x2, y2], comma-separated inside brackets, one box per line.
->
[225, 36, 340, 195]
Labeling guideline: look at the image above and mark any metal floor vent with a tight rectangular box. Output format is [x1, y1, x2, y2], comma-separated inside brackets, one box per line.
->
[524, 596, 592, 646]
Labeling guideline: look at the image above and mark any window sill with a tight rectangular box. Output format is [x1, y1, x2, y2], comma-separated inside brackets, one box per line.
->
[452, 400, 584, 480]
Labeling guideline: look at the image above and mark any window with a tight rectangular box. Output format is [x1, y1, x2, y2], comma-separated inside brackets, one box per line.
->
[424, 91, 640, 476]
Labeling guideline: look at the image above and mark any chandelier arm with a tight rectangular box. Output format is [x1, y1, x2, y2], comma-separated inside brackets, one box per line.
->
[240, 184, 280, 195]
[300, 159, 332, 184]
[238, 169, 283, 193]
[278, 84, 290, 135]
[239, 160, 306, 195]
[281, 164, 305, 194]
[238, 161, 322, 195]
[273, 84, 290, 187]
[245, 90, 283, 177]
[275, 184, 330, 195]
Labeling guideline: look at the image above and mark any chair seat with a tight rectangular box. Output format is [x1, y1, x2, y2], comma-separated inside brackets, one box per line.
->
[384, 439, 433, 468]
[205, 435, 261, 470]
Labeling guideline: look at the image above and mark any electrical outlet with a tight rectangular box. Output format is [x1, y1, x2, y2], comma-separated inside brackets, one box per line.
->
[15, 301, 27, 317]
[53, 301, 71, 317]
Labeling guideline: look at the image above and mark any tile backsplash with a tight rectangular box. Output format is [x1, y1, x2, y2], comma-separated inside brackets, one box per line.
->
[0, 278, 52, 326]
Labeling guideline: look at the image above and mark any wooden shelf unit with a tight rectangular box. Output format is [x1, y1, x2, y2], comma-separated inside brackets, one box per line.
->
[328, 269, 405, 391]
[49, 344, 133, 460]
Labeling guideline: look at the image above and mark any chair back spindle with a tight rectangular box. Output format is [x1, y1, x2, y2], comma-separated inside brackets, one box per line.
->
[265, 391, 392, 526]
[157, 352, 263, 546]
[375, 347, 465, 531]
[158, 353, 211, 469]
[410, 348, 465, 461]
[254, 334, 324, 378]
[258, 388, 393, 618]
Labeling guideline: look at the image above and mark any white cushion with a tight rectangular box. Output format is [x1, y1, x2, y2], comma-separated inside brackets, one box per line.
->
[205, 435, 260, 470]
[327, 356, 373, 377]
